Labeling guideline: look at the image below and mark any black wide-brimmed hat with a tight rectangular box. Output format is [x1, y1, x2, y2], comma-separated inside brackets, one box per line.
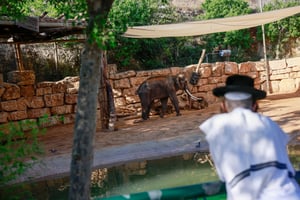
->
[213, 74, 266, 100]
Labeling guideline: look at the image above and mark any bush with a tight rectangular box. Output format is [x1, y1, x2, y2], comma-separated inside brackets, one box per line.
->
[0, 116, 47, 186]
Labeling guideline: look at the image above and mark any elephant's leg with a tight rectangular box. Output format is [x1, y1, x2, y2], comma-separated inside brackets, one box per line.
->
[169, 93, 181, 116]
[140, 96, 150, 120]
[142, 109, 148, 120]
[160, 97, 168, 118]
[144, 101, 152, 120]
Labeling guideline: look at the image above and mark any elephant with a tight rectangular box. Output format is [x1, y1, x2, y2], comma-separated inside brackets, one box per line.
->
[136, 74, 187, 120]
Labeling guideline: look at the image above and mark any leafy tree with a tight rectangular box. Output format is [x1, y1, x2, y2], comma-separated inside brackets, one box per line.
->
[59, 1, 114, 199]
[0, 0, 29, 18]
[48, 0, 116, 199]
[2, 0, 115, 199]
[107, 0, 156, 69]
[23, 0, 59, 17]
[48, 0, 87, 20]
[107, 0, 189, 70]
[262, 0, 300, 59]
[199, 0, 253, 62]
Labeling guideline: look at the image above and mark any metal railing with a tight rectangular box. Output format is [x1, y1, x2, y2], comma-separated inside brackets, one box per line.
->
[98, 171, 300, 200]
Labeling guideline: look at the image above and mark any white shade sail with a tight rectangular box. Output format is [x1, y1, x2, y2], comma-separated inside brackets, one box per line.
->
[123, 6, 300, 38]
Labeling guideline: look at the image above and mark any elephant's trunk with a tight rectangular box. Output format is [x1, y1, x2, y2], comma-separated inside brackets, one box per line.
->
[184, 87, 203, 102]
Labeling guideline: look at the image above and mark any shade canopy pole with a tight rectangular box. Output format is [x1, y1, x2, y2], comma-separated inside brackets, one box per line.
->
[260, 0, 271, 94]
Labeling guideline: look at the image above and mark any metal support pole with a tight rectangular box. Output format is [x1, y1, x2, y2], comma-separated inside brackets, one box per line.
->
[260, 0, 271, 93]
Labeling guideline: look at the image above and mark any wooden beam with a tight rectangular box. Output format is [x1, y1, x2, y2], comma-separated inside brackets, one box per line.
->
[0, 38, 86, 44]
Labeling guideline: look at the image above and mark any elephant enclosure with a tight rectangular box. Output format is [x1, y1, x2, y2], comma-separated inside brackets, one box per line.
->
[13, 91, 300, 184]
[39, 91, 300, 159]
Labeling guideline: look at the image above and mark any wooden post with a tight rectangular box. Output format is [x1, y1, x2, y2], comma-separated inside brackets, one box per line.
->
[189, 49, 206, 85]
[54, 42, 58, 74]
[195, 49, 206, 74]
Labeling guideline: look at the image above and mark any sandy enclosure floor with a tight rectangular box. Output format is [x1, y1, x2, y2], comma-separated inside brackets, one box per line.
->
[38, 92, 300, 158]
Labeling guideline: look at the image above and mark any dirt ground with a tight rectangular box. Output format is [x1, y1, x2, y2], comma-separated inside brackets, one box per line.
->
[37, 91, 300, 159]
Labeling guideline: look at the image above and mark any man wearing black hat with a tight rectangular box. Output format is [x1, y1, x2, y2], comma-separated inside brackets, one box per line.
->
[199, 74, 300, 200]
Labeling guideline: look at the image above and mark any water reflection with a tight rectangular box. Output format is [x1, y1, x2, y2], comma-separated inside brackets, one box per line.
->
[101, 153, 218, 198]
[1, 153, 216, 199]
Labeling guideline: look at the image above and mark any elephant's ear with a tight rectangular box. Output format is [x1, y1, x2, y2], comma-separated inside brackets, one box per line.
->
[176, 74, 187, 90]
[178, 73, 184, 79]
[176, 74, 184, 83]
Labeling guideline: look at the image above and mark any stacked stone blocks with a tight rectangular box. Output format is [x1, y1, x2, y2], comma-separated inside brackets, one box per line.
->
[0, 71, 78, 128]
[1, 57, 300, 129]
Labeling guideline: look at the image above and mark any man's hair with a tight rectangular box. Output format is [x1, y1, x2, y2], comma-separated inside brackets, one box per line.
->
[224, 97, 253, 112]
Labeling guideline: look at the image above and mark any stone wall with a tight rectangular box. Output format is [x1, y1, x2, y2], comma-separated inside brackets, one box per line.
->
[0, 42, 83, 82]
[1, 57, 300, 129]
[109, 61, 264, 118]
[0, 71, 79, 129]
[268, 57, 300, 93]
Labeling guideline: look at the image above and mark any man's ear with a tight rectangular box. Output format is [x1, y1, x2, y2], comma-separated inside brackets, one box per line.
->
[220, 101, 227, 113]
[252, 102, 258, 112]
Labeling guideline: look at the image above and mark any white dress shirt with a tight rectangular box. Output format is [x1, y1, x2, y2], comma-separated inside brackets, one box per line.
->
[200, 107, 300, 200]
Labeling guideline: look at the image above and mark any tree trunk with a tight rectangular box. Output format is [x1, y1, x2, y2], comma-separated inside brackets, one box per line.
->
[69, 0, 114, 199]
[98, 51, 109, 130]
[69, 44, 101, 200]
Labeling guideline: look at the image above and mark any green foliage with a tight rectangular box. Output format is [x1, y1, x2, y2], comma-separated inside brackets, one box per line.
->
[1, 0, 86, 20]
[201, 0, 251, 18]
[22, 0, 59, 17]
[1, 0, 57, 18]
[0, 0, 31, 18]
[108, 0, 199, 70]
[0, 116, 46, 187]
[47, 0, 87, 19]
[199, 0, 253, 62]
[262, 0, 300, 59]
[107, 0, 170, 69]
